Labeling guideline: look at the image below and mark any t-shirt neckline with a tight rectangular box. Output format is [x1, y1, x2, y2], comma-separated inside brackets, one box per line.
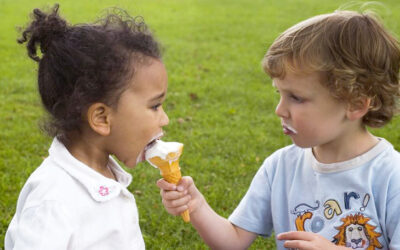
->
[306, 138, 391, 173]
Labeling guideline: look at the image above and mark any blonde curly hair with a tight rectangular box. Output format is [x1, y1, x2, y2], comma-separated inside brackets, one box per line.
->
[263, 10, 400, 128]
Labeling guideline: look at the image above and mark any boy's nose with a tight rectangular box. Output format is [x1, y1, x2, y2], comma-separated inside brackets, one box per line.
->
[275, 98, 288, 118]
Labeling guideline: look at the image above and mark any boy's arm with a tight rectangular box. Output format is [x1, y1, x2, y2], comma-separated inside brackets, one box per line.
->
[157, 177, 257, 249]
[190, 196, 257, 249]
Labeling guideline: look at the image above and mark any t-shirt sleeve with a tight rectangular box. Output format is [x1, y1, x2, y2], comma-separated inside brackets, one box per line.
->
[6, 201, 74, 250]
[228, 162, 273, 236]
[386, 190, 400, 248]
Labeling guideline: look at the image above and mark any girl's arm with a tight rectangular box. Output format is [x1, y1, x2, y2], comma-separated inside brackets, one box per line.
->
[157, 177, 257, 249]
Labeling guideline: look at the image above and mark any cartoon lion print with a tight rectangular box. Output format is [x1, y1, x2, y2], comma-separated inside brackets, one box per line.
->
[333, 213, 382, 249]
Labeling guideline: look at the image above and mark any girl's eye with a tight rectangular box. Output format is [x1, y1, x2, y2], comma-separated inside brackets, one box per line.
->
[151, 104, 162, 111]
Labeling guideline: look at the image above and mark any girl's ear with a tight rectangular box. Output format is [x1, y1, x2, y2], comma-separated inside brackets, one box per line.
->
[87, 103, 112, 136]
[346, 97, 371, 121]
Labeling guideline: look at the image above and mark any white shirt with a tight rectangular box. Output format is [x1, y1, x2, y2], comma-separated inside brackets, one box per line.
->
[5, 138, 145, 250]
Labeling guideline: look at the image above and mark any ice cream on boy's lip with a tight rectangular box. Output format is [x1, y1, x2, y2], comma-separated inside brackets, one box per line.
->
[282, 123, 297, 135]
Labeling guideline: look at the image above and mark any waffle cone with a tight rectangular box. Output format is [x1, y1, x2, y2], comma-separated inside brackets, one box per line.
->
[148, 155, 190, 222]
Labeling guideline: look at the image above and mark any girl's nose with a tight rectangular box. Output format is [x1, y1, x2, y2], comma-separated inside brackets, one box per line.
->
[160, 107, 169, 127]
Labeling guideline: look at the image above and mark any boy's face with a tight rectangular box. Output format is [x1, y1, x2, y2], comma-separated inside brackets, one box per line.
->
[108, 59, 169, 168]
[273, 70, 350, 148]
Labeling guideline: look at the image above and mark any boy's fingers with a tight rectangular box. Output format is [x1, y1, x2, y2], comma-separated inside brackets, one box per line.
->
[283, 240, 310, 249]
[156, 178, 177, 191]
[277, 231, 314, 240]
[163, 195, 191, 208]
[161, 189, 187, 200]
[165, 204, 189, 216]
[174, 205, 189, 214]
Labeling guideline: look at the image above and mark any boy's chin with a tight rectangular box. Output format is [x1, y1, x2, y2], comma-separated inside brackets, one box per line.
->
[291, 139, 312, 148]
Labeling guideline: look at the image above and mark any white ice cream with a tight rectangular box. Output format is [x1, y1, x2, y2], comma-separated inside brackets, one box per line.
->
[145, 140, 183, 168]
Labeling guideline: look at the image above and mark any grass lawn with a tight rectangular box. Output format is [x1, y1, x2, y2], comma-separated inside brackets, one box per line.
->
[2, 0, 400, 249]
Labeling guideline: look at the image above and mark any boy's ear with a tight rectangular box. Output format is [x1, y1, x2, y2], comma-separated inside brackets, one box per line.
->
[86, 103, 112, 136]
[346, 97, 371, 121]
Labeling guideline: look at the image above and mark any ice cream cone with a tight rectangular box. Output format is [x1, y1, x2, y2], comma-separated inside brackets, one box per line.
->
[146, 141, 190, 222]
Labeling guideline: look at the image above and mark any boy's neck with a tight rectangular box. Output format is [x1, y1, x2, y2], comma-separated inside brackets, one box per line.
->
[312, 129, 379, 164]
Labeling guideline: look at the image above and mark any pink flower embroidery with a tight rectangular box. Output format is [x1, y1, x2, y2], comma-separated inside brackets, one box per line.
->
[99, 186, 109, 196]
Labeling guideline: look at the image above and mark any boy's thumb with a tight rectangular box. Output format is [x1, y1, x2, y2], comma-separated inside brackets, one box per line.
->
[156, 178, 177, 191]
[177, 176, 193, 191]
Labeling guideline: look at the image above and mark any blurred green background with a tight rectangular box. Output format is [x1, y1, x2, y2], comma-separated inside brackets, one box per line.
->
[1, 0, 400, 249]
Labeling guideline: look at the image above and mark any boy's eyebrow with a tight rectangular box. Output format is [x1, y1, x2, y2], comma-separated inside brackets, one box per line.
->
[150, 92, 166, 101]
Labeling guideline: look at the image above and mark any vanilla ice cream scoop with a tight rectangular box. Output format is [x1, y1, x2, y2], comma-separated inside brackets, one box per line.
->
[145, 140, 190, 222]
[145, 140, 183, 166]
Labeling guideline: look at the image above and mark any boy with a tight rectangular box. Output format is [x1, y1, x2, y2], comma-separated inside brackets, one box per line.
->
[158, 10, 400, 249]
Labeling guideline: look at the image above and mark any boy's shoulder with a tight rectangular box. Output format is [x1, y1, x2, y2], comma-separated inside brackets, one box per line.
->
[264, 144, 305, 164]
[259, 144, 305, 175]
[371, 138, 400, 176]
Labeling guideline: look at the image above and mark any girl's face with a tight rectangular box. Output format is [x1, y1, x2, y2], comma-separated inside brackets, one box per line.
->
[273, 70, 351, 149]
[108, 59, 169, 168]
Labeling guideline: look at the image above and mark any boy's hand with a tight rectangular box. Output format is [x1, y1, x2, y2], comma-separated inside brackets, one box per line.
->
[157, 176, 204, 217]
[277, 231, 349, 250]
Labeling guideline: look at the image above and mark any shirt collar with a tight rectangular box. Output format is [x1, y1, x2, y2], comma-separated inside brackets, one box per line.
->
[306, 137, 392, 173]
[48, 137, 133, 202]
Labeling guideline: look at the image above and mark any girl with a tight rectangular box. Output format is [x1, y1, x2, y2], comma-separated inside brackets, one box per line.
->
[5, 5, 169, 249]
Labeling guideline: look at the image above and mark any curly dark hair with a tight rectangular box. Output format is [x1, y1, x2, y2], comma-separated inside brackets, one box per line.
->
[18, 4, 161, 142]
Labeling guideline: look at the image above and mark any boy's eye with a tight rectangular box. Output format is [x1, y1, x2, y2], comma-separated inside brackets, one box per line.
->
[290, 94, 303, 103]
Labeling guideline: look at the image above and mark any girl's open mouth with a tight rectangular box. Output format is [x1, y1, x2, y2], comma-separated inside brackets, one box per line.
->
[136, 132, 165, 164]
[145, 132, 164, 150]
[142, 132, 164, 159]
[145, 139, 158, 151]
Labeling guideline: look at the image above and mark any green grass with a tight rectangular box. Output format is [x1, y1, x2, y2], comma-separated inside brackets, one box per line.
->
[2, 0, 400, 249]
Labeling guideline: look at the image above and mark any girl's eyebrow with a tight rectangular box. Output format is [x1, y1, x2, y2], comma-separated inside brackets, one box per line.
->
[150, 92, 166, 101]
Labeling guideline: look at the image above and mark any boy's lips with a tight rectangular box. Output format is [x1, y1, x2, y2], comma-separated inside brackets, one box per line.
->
[282, 123, 297, 135]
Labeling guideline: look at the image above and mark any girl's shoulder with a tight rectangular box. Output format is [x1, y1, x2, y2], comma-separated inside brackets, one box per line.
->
[18, 157, 83, 209]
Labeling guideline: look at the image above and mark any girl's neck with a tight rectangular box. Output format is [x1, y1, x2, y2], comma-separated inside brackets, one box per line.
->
[312, 129, 379, 164]
[64, 132, 117, 180]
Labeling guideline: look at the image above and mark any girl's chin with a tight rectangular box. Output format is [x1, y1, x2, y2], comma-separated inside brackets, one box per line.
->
[118, 154, 140, 169]
[133, 151, 145, 165]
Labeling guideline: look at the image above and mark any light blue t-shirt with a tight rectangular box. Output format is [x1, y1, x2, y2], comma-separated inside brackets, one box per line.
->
[229, 138, 400, 249]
